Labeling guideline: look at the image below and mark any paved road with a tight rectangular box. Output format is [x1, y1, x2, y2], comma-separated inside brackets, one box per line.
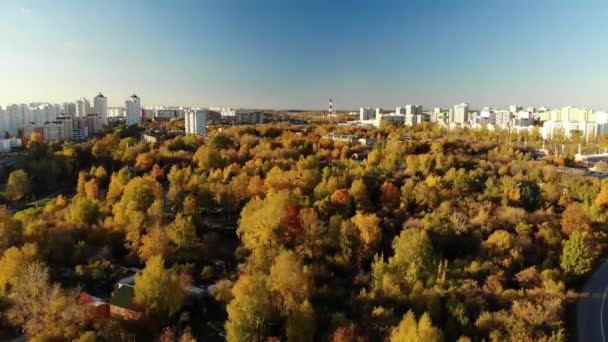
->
[577, 258, 608, 342]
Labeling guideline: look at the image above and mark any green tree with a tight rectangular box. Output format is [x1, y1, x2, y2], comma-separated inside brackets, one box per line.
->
[225, 273, 273, 342]
[113, 176, 164, 250]
[389, 228, 435, 283]
[286, 300, 315, 342]
[167, 214, 197, 249]
[7, 169, 30, 202]
[67, 195, 101, 226]
[194, 145, 223, 170]
[134, 255, 188, 320]
[560, 231, 594, 276]
[267, 250, 311, 314]
[350, 179, 371, 211]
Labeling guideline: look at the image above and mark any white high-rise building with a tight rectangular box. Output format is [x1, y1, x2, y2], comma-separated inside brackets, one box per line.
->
[63, 102, 76, 117]
[541, 106, 608, 141]
[404, 104, 425, 126]
[360, 108, 374, 121]
[94, 93, 108, 125]
[405, 104, 423, 116]
[76, 98, 91, 117]
[375, 108, 383, 117]
[5, 104, 25, 136]
[40, 104, 59, 123]
[185, 110, 207, 136]
[453, 103, 469, 124]
[509, 105, 523, 113]
[125, 94, 141, 126]
[76, 100, 83, 117]
[0, 107, 6, 137]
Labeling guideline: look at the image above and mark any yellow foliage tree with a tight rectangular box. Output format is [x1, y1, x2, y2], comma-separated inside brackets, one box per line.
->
[389, 310, 442, 342]
[267, 250, 311, 314]
[351, 211, 381, 252]
[0, 243, 38, 294]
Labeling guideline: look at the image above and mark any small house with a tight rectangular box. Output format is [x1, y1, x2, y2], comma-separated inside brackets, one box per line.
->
[78, 292, 110, 319]
[109, 285, 143, 320]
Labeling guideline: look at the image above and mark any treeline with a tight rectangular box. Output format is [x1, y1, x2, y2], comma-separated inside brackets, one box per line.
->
[0, 122, 605, 341]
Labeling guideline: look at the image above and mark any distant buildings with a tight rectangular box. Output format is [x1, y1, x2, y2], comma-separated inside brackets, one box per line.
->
[125, 94, 141, 126]
[357, 105, 427, 127]
[431, 107, 450, 125]
[353, 101, 608, 143]
[323, 133, 376, 147]
[541, 107, 608, 141]
[211, 107, 264, 124]
[142, 107, 186, 121]
[24, 121, 65, 141]
[404, 105, 426, 126]
[22, 112, 103, 142]
[185, 110, 207, 136]
[353, 102, 537, 135]
[0, 93, 113, 140]
[75, 114, 103, 135]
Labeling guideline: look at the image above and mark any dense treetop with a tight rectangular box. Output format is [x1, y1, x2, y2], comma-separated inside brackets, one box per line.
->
[0, 121, 606, 341]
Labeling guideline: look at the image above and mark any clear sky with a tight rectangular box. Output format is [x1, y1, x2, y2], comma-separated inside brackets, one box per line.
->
[1, 0, 607, 110]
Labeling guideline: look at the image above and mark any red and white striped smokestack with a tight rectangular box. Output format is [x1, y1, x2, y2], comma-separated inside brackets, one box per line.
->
[329, 98, 333, 116]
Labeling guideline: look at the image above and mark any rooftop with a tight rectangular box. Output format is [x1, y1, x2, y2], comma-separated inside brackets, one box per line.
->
[109, 285, 140, 311]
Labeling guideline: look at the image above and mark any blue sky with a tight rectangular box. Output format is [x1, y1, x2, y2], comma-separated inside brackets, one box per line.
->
[0, 0, 607, 109]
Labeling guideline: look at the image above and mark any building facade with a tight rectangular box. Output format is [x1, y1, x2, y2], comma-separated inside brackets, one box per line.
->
[360, 108, 374, 121]
[453, 103, 469, 124]
[94, 93, 108, 125]
[125, 94, 141, 126]
[185, 110, 207, 136]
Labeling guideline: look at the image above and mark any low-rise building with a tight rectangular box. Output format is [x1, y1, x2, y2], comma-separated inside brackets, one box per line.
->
[0, 138, 22, 152]
[73, 127, 89, 140]
[78, 292, 110, 320]
[323, 133, 358, 144]
[109, 285, 143, 320]
[142, 133, 160, 143]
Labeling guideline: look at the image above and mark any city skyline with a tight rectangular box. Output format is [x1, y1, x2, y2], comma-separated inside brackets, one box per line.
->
[3, 94, 608, 112]
[1, 0, 607, 109]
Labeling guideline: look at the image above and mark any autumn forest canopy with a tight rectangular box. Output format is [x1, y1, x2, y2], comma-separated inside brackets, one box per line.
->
[0, 121, 606, 341]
